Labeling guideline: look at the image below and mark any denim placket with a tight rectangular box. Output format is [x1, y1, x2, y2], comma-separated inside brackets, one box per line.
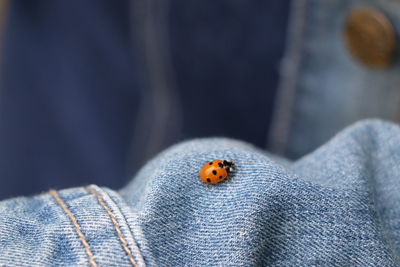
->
[270, 0, 400, 159]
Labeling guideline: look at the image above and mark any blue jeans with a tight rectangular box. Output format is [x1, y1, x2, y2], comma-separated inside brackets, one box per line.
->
[0, 119, 399, 266]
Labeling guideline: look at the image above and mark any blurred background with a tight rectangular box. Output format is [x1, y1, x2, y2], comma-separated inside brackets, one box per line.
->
[0, 1, 290, 199]
[2, 0, 399, 200]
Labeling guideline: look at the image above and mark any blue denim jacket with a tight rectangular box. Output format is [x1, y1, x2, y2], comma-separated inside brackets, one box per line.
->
[1, 119, 399, 266]
[270, 0, 400, 159]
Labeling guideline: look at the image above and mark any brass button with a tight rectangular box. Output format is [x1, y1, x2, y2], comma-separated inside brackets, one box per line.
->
[344, 7, 396, 68]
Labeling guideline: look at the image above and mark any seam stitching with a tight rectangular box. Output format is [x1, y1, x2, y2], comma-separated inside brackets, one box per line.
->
[49, 189, 99, 267]
[86, 186, 138, 267]
[104, 190, 147, 266]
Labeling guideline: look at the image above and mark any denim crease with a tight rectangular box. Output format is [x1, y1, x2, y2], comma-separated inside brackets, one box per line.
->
[0, 119, 399, 266]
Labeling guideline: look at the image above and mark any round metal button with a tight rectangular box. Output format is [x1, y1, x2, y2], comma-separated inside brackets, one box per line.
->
[344, 7, 396, 68]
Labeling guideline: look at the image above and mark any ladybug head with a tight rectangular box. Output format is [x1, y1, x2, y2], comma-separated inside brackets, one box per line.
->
[223, 160, 235, 173]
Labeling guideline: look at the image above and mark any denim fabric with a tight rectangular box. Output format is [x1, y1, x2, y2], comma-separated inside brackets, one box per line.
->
[269, 0, 400, 159]
[0, 185, 146, 267]
[1, 120, 399, 266]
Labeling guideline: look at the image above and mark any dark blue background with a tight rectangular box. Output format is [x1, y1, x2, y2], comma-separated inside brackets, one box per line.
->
[0, 0, 290, 199]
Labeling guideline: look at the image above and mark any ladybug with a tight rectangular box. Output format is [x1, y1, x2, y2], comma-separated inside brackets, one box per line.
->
[199, 160, 235, 184]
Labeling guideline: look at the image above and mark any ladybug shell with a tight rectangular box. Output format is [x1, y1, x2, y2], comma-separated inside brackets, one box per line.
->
[200, 160, 228, 184]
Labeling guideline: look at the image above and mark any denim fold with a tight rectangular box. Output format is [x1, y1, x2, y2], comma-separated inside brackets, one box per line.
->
[1, 119, 399, 266]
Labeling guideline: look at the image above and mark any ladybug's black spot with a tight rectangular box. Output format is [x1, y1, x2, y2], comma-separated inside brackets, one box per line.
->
[206, 178, 211, 183]
[218, 162, 224, 168]
[209, 162, 213, 165]
[212, 170, 217, 175]
[219, 176, 223, 179]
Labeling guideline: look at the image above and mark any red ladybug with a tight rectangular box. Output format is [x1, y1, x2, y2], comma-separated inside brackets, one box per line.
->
[199, 160, 235, 184]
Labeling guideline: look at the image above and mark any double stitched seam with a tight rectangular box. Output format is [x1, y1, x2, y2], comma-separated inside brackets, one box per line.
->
[86, 186, 138, 267]
[49, 189, 99, 267]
